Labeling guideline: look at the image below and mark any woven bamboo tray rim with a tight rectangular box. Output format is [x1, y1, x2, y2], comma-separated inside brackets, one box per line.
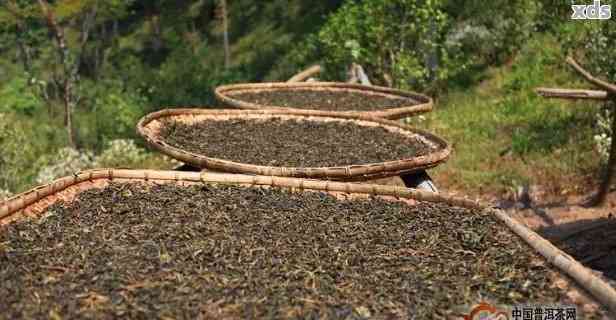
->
[137, 108, 450, 180]
[1, 169, 615, 316]
[215, 82, 433, 120]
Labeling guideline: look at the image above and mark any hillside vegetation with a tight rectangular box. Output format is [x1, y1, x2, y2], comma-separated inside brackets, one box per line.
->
[0, 0, 614, 199]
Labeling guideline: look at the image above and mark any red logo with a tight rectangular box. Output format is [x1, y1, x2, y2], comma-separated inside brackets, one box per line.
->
[462, 302, 509, 320]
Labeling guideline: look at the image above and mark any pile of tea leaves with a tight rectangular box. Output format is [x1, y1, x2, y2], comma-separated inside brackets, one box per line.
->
[159, 118, 431, 167]
[227, 89, 412, 112]
[0, 182, 593, 319]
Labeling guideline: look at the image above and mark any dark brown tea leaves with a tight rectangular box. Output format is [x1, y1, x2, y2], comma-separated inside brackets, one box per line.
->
[0, 182, 581, 319]
[159, 117, 431, 167]
[227, 89, 411, 112]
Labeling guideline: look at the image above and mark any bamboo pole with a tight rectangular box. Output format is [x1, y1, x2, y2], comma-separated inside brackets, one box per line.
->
[287, 65, 322, 83]
[1, 169, 478, 222]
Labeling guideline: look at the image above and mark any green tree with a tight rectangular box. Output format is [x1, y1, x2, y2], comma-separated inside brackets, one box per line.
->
[315, 0, 450, 91]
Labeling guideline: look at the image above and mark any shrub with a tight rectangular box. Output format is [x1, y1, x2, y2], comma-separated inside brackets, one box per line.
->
[314, 0, 451, 91]
[443, 0, 539, 66]
[0, 188, 11, 201]
[295, 0, 539, 92]
[33, 139, 175, 185]
[144, 45, 248, 107]
[94, 139, 149, 168]
[0, 76, 44, 115]
[578, 21, 616, 162]
[92, 86, 146, 143]
[594, 106, 612, 162]
[34, 148, 95, 185]
[0, 113, 40, 193]
[583, 21, 616, 83]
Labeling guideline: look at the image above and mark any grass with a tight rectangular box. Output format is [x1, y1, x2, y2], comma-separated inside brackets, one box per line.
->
[413, 35, 603, 198]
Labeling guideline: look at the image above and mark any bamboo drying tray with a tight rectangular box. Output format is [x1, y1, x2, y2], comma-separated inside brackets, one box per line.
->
[1, 169, 615, 317]
[215, 82, 433, 120]
[136, 108, 450, 181]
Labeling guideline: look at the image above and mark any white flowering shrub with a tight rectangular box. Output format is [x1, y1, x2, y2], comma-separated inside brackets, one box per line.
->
[584, 21, 616, 163]
[94, 139, 148, 168]
[34, 139, 172, 185]
[0, 189, 12, 201]
[445, 24, 492, 50]
[583, 21, 616, 84]
[35, 148, 95, 184]
[594, 107, 614, 163]
[34, 139, 152, 184]
[402, 115, 427, 126]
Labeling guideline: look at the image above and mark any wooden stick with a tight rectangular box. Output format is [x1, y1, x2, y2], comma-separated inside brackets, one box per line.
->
[535, 87, 609, 101]
[567, 57, 616, 95]
[287, 65, 322, 83]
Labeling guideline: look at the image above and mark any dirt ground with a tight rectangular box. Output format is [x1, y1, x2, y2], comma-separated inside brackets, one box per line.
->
[505, 191, 616, 284]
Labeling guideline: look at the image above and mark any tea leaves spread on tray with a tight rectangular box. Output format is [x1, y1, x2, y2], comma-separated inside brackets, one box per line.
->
[160, 117, 431, 167]
[0, 182, 579, 319]
[228, 90, 410, 112]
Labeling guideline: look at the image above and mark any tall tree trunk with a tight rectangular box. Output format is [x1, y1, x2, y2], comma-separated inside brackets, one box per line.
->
[221, 0, 230, 69]
[113, 20, 119, 39]
[37, 0, 77, 148]
[15, 27, 33, 75]
[63, 80, 75, 148]
[593, 99, 616, 206]
[152, 15, 163, 51]
[37, 0, 97, 148]
[425, 18, 439, 83]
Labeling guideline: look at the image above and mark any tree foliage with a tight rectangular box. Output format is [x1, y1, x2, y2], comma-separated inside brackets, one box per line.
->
[314, 0, 450, 91]
[296, 0, 540, 92]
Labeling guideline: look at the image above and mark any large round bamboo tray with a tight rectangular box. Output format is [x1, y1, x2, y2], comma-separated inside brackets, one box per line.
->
[136, 108, 450, 181]
[1, 169, 615, 317]
[214, 82, 433, 120]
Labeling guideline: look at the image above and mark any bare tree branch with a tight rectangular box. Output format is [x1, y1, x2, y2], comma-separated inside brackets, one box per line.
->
[535, 87, 609, 101]
[567, 57, 616, 95]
